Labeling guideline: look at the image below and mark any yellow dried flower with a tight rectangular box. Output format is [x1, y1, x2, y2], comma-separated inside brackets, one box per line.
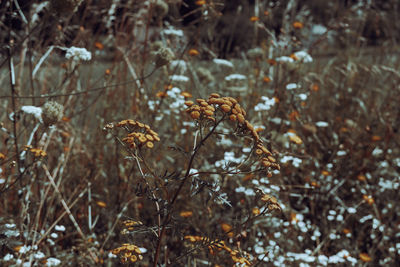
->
[255, 149, 263, 155]
[146, 142, 154, 148]
[138, 136, 147, 143]
[180, 211, 193, 217]
[252, 207, 260, 215]
[359, 253, 372, 262]
[210, 93, 220, 98]
[30, 148, 47, 157]
[181, 91, 192, 98]
[220, 104, 231, 113]
[188, 49, 199, 56]
[237, 114, 245, 124]
[96, 201, 107, 208]
[293, 21, 304, 29]
[204, 110, 214, 116]
[156, 91, 167, 98]
[145, 134, 154, 141]
[229, 114, 237, 121]
[185, 100, 194, 106]
[190, 111, 201, 119]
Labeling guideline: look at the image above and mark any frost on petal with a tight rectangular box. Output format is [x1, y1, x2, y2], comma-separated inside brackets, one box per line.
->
[65, 46, 92, 61]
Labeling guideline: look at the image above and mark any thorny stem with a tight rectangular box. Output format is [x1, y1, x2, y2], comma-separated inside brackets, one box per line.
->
[153, 116, 225, 266]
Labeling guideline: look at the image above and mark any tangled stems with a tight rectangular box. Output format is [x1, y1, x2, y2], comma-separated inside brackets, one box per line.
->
[152, 116, 225, 266]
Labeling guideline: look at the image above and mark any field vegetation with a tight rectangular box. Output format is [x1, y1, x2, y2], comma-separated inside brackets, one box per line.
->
[0, 0, 400, 266]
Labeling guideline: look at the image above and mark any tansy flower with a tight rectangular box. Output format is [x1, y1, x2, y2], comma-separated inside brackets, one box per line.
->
[293, 21, 304, 29]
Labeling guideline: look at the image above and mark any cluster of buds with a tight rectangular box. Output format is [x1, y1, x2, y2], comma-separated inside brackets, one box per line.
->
[111, 243, 143, 263]
[113, 119, 160, 149]
[185, 93, 280, 172]
[184, 235, 251, 266]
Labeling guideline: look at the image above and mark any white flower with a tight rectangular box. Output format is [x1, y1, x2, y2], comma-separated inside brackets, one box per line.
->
[286, 83, 298, 90]
[46, 257, 61, 266]
[294, 51, 313, 63]
[169, 75, 189, 82]
[65, 46, 92, 61]
[169, 60, 187, 74]
[315, 121, 329, 127]
[281, 155, 302, 167]
[21, 106, 43, 122]
[298, 93, 308, 100]
[213, 58, 234, 68]
[254, 96, 275, 111]
[225, 74, 246, 81]
[276, 56, 294, 63]
[3, 253, 14, 261]
[312, 24, 327, 35]
[50, 233, 58, 239]
[162, 28, 184, 37]
[54, 225, 66, 232]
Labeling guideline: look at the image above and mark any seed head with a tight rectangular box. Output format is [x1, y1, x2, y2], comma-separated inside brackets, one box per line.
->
[154, 47, 174, 68]
[42, 101, 63, 126]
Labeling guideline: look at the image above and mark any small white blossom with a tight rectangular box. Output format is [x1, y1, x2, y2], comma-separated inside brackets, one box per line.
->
[3, 253, 14, 261]
[294, 51, 313, 63]
[54, 225, 65, 232]
[169, 75, 189, 82]
[46, 257, 61, 266]
[286, 83, 298, 90]
[225, 74, 246, 81]
[315, 121, 329, 127]
[213, 58, 234, 68]
[21, 106, 43, 122]
[312, 24, 327, 35]
[254, 96, 276, 111]
[276, 56, 294, 63]
[65, 46, 92, 61]
[162, 28, 184, 37]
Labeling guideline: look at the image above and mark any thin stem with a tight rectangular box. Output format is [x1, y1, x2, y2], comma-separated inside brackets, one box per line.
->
[153, 116, 225, 266]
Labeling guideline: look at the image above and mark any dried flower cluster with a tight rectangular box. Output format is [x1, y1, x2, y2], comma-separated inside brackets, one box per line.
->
[261, 194, 282, 211]
[184, 235, 252, 266]
[121, 220, 143, 232]
[111, 243, 143, 263]
[113, 119, 160, 149]
[185, 93, 280, 173]
[24, 145, 47, 158]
